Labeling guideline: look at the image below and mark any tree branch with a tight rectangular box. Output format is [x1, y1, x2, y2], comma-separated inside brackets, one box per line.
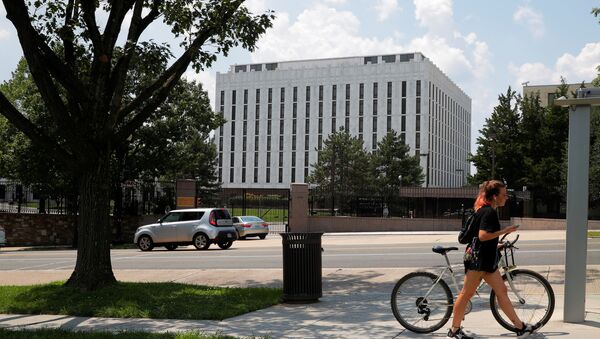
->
[3, 0, 83, 144]
[107, 0, 162, 129]
[0, 92, 75, 166]
[115, 1, 245, 141]
[3, 1, 89, 106]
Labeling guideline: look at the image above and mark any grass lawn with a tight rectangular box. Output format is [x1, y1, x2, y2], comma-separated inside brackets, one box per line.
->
[0, 281, 281, 321]
[0, 329, 241, 339]
[589, 231, 600, 237]
[229, 208, 287, 223]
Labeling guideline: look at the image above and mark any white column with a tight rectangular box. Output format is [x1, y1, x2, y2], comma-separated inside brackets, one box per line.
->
[564, 105, 590, 323]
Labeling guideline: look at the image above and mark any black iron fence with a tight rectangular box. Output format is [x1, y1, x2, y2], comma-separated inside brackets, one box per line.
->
[0, 180, 77, 214]
[211, 188, 289, 224]
[0, 180, 176, 216]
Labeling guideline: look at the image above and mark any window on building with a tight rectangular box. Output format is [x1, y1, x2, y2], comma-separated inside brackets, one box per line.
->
[401, 81, 406, 97]
[373, 82, 378, 99]
[306, 86, 310, 101]
[399, 53, 414, 62]
[230, 168, 234, 182]
[332, 84, 337, 101]
[364, 56, 378, 64]
[373, 100, 378, 115]
[382, 54, 396, 63]
[372, 116, 377, 132]
[359, 83, 364, 99]
[319, 85, 323, 101]
[265, 63, 277, 71]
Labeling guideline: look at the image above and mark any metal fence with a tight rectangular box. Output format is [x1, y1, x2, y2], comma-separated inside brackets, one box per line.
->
[212, 188, 290, 224]
[0, 180, 77, 214]
[0, 180, 176, 216]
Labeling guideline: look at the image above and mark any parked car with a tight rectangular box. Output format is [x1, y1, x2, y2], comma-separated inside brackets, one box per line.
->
[232, 216, 269, 239]
[0, 225, 5, 248]
[134, 208, 237, 251]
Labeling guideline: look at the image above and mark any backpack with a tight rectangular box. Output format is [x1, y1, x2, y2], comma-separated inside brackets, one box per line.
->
[458, 212, 478, 244]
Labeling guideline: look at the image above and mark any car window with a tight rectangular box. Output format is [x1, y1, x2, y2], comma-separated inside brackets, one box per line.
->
[162, 212, 182, 223]
[243, 216, 262, 222]
[232, 217, 239, 223]
[181, 212, 204, 221]
[213, 209, 231, 220]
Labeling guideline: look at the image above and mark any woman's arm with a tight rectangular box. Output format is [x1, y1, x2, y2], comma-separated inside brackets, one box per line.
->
[478, 225, 518, 242]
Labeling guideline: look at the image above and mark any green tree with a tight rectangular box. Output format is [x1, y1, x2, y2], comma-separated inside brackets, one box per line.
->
[469, 87, 526, 188]
[0, 0, 273, 290]
[372, 130, 424, 195]
[307, 130, 373, 213]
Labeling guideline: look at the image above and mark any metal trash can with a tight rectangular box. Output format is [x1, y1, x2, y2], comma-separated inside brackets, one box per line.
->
[281, 232, 323, 303]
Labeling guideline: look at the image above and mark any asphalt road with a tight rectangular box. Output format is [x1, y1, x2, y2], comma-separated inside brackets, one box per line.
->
[1, 235, 599, 271]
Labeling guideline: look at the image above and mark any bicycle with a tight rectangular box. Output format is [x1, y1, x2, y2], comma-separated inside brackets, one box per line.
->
[390, 233, 555, 333]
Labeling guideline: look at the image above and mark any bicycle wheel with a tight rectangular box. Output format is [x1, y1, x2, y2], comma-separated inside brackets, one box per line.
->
[490, 269, 555, 332]
[391, 271, 453, 333]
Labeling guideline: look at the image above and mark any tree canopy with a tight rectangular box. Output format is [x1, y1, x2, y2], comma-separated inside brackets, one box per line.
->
[0, 0, 273, 290]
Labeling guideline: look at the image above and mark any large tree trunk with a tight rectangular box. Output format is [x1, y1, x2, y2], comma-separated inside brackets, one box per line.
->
[66, 155, 116, 290]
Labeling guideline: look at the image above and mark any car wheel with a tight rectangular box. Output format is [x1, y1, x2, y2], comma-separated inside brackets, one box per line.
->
[193, 233, 211, 250]
[217, 241, 233, 250]
[165, 244, 178, 251]
[259, 234, 267, 240]
[137, 235, 154, 251]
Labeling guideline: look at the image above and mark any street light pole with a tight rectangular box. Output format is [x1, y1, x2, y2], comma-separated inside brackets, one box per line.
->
[419, 153, 429, 187]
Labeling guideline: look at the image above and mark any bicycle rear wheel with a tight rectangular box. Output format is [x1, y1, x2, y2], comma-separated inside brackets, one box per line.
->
[391, 271, 453, 333]
[490, 269, 555, 332]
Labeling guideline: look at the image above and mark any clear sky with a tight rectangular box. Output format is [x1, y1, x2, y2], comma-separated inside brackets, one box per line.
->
[1, 0, 599, 156]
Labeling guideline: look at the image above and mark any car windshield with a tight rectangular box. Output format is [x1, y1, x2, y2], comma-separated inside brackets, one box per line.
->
[242, 216, 262, 222]
[213, 209, 231, 220]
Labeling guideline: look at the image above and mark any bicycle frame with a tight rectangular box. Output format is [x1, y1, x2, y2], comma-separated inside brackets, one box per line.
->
[417, 244, 524, 309]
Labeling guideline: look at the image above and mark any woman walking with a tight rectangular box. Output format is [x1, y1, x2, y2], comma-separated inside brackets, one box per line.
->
[446, 180, 538, 339]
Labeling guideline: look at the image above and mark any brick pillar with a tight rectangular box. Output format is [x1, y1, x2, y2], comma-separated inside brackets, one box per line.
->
[289, 183, 309, 232]
[176, 180, 197, 210]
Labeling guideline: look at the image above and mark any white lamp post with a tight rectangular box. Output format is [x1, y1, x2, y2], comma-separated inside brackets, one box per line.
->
[555, 88, 600, 323]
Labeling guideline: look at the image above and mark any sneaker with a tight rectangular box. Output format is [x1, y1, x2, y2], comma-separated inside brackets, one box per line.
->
[446, 327, 474, 339]
[516, 323, 538, 338]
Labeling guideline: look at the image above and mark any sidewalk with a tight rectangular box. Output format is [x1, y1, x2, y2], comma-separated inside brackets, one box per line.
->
[1, 231, 600, 338]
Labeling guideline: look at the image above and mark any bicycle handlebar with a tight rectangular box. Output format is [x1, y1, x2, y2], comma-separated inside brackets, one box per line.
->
[499, 233, 519, 248]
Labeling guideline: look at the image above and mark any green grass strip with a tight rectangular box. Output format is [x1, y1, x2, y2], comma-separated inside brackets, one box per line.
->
[0, 328, 243, 339]
[0, 281, 281, 321]
[589, 231, 600, 238]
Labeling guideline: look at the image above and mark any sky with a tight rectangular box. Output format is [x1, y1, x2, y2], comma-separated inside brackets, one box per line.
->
[1, 0, 599, 157]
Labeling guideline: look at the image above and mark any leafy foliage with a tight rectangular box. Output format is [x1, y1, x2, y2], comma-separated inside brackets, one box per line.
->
[307, 130, 424, 212]
[372, 130, 424, 196]
[0, 0, 273, 289]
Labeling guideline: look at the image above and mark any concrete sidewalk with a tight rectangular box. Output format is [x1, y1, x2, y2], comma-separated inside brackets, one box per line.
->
[1, 231, 600, 338]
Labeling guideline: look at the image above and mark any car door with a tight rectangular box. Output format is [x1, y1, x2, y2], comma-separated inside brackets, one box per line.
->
[177, 211, 204, 242]
[155, 212, 182, 243]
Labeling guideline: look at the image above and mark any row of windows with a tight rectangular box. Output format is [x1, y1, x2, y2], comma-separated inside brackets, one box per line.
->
[221, 82, 421, 109]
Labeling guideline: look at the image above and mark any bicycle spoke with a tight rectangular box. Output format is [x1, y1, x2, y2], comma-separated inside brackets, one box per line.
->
[391, 272, 453, 333]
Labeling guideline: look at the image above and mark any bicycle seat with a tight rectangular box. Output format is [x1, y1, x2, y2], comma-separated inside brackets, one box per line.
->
[432, 245, 458, 254]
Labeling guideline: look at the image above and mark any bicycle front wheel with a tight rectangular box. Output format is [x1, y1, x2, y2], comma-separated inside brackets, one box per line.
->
[490, 269, 555, 332]
[391, 271, 453, 333]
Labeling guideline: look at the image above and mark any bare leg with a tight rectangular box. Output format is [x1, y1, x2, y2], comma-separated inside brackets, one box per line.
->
[483, 269, 524, 329]
[451, 270, 484, 330]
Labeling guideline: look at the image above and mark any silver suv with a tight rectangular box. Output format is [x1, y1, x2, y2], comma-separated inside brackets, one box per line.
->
[134, 208, 237, 251]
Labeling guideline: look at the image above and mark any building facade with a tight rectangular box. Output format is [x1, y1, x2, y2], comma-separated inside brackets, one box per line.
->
[215, 53, 471, 189]
[523, 82, 592, 107]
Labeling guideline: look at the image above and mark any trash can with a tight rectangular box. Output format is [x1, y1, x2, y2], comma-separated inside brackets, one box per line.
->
[281, 232, 323, 303]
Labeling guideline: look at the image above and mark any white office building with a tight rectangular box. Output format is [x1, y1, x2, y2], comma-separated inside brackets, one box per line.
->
[215, 52, 471, 189]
